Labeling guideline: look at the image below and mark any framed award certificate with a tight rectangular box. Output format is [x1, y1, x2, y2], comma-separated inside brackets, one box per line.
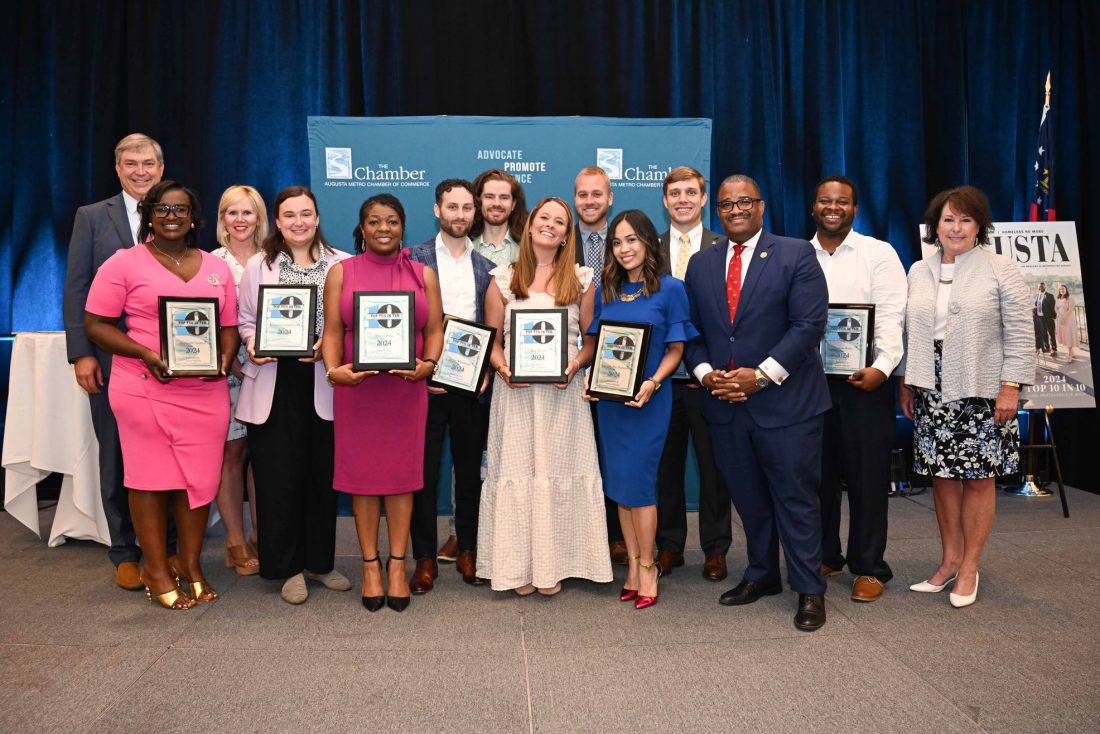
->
[158, 296, 222, 377]
[254, 284, 318, 358]
[820, 303, 876, 377]
[352, 290, 416, 371]
[428, 315, 497, 398]
[508, 308, 568, 383]
[589, 319, 652, 402]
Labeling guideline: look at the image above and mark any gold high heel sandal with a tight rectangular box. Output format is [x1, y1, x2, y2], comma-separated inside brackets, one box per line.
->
[141, 575, 194, 610]
[169, 558, 218, 602]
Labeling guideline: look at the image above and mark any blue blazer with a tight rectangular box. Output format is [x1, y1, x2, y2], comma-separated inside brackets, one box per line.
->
[683, 231, 830, 429]
[406, 237, 496, 402]
[63, 193, 134, 365]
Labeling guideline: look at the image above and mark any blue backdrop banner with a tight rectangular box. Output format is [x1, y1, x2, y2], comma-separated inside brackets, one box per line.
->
[307, 116, 713, 250]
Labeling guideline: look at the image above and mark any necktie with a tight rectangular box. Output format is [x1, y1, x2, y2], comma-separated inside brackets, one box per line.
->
[726, 244, 747, 324]
[675, 233, 692, 280]
[586, 232, 602, 288]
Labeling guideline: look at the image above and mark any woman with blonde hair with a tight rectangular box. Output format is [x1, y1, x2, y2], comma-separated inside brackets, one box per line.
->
[477, 196, 613, 596]
[211, 185, 268, 574]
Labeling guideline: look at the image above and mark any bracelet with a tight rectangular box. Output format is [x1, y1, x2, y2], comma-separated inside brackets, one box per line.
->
[1001, 380, 1022, 389]
[645, 377, 662, 391]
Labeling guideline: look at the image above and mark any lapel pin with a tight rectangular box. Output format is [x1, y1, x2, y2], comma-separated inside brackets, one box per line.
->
[760, 252, 768, 259]
[207, 273, 221, 286]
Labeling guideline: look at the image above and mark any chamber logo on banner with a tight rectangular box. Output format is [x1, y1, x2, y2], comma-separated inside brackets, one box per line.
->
[597, 148, 672, 189]
[921, 221, 1093, 410]
[323, 147, 428, 188]
[597, 148, 623, 178]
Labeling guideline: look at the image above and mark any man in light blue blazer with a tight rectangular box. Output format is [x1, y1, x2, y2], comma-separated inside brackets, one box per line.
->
[406, 179, 496, 592]
[683, 174, 831, 631]
[61, 133, 167, 590]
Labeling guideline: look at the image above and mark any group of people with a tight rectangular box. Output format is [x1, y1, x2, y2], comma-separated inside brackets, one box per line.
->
[1033, 281, 1081, 361]
[62, 132, 1035, 630]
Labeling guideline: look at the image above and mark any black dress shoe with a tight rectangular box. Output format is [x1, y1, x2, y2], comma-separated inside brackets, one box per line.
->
[718, 579, 783, 606]
[794, 593, 826, 631]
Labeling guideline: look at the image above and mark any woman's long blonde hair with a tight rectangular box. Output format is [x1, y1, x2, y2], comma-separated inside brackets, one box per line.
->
[510, 197, 581, 306]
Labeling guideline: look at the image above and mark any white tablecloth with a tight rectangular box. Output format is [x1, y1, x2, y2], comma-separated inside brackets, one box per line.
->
[3, 332, 110, 546]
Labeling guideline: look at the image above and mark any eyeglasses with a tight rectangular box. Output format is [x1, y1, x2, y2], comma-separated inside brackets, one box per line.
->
[152, 204, 191, 217]
[716, 197, 762, 213]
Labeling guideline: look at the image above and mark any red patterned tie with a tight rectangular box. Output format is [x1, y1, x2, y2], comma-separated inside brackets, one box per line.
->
[726, 244, 747, 324]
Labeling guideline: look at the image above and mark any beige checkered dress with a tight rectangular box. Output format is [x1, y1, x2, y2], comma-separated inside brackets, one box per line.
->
[476, 265, 613, 591]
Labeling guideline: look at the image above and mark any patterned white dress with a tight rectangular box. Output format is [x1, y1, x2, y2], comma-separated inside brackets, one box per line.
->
[211, 246, 253, 441]
[476, 264, 613, 591]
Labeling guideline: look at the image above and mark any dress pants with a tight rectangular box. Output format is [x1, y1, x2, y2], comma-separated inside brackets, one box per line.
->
[89, 349, 175, 564]
[411, 393, 490, 559]
[711, 410, 826, 594]
[247, 359, 337, 580]
[818, 379, 894, 581]
[590, 401, 623, 542]
[656, 380, 732, 555]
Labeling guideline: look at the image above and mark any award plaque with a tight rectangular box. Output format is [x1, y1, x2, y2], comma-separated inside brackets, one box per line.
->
[352, 290, 416, 370]
[820, 303, 876, 377]
[508, 308, 568, 383]
[589, 319, 653, 402]
[254, 284, 318, 358]
[428, 315, 497, 398]
[158, 296, 222, 377]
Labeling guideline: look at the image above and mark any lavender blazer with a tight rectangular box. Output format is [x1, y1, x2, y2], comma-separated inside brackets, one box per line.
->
[235, 248, 350, 424]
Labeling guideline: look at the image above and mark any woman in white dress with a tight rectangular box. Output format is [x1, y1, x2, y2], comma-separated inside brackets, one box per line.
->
[210, 185, 267, 575]
[477, 197, 613, 596]
[1055, 284, 1080, 360]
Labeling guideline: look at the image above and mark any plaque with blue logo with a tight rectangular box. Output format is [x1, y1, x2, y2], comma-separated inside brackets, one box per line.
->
[352, 291, 416, 371]
[428, 315, 497, 397]
[589, 319, 652, 402]
[820, 303, 875, 377]
[254, 284, 318, 358]
[508, 308, 568, 383]
[158, 296, 222, 377]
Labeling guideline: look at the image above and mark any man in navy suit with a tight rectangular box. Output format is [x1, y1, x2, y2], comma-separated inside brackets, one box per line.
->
[62, 133, 165, 590]
[683, 174, 831, 631]
[407, 179, 496, 592]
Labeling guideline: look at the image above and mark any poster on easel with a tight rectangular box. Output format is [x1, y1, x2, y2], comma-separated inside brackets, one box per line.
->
[921, 221, 1093, 410]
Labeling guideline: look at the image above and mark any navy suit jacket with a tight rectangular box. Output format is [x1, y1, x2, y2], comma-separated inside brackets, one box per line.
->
[406, 237, 496, 402]
[683, 230, 830, 429]
[63, 193, 135, 366]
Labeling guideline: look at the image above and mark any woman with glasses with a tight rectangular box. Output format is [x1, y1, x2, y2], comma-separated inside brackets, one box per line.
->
[84, 180, 239, 609]
[210, 185, 267, 575]
[583, 210, 696, 609]
[477, 196, 613, 597]
[237, 186, 351, 605]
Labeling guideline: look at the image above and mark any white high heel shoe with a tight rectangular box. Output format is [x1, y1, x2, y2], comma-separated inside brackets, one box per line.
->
[909, 573, 958, 593]
[949, 573, 979, 608]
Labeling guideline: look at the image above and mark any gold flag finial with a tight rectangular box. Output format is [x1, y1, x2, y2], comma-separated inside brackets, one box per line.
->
[1044, 71, 1051, 107]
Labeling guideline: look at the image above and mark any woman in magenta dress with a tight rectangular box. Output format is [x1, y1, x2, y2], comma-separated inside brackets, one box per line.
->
[322, 193, 444, 612]
[85, 180, 239, 610]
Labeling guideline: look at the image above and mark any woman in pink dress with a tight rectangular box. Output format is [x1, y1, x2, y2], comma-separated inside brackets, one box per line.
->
[322, 193, 443, 612]
[85, 180, 239, 610]
[1055, 285, 1080, 360]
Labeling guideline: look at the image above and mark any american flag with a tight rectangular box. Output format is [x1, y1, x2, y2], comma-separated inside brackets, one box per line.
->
[1029, 71, 1055, 221]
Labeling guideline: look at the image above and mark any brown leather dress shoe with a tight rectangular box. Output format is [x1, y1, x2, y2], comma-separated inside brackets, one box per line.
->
[115, 561, 143, 590]
[821, 562, 844, 577]
[851, 575, 885, 602]
[455, 550, 485, 586]
[409, 558, 438, 594]
[437, 535, 459, 563]
[657, 550, 684, 576]
[702, 553, 728, 581]
[609, 540, 629, 566]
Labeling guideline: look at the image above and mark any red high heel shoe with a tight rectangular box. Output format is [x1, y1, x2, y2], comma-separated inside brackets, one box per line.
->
[634, 559, 660, 610]
[620, 555, 640, 601]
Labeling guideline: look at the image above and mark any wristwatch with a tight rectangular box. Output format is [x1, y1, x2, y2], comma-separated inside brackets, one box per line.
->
[754, 368, 770, 389]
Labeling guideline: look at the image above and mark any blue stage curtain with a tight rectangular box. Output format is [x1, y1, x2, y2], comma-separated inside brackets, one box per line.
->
[2, 0, 1098, 483]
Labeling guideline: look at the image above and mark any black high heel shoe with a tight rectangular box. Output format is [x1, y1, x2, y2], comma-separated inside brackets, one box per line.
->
[386, 555, 411, 612]
[361, 557, 385, 612]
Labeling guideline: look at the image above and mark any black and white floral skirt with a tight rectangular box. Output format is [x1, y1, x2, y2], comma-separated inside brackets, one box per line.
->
[912, 341, 1020, 479]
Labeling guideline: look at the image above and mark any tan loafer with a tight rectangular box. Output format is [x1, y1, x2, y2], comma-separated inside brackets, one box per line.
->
[115, 561, 143, 590]
[851, 575, 885, 602]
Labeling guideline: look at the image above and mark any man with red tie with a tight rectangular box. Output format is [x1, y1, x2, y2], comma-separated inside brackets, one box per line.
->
[683, 174, 831, 631]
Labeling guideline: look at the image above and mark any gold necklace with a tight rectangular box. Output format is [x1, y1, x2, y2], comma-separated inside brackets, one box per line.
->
[619, 287, 644, 302]
[152, 241, 187, 268]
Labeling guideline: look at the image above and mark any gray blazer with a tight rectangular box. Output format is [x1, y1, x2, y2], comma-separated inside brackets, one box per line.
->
[899, 246, 1035, 402]
[63, 193, 135, 364]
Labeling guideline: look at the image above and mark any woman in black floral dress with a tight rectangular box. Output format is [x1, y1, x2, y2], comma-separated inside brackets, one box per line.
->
[897, 186, 1034, 608]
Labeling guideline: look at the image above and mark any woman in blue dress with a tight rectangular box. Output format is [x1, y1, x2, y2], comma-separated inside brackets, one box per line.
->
[584, 210, 697, 609]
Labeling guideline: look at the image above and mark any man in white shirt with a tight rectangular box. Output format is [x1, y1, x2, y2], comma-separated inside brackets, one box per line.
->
[809, 175, 907, 603]
[654, 167, 732, 581]
[407, 179, 496, 592]
[62, 133, 166, 591]
[468, 168, 526, 268]
[572, 165, 625, 562]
